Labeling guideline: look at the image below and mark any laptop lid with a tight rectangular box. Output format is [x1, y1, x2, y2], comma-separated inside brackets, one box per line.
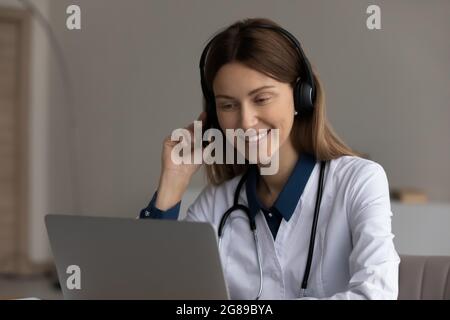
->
[45, 214, 229, 300]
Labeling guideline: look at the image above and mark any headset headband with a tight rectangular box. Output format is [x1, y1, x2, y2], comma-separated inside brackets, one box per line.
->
[199, 23, 316, 104]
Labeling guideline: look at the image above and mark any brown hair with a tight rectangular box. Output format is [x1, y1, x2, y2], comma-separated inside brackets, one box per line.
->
[201, 18, 361, 185]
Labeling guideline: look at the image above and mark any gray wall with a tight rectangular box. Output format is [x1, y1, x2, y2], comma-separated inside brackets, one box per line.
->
[46, 0, 450, 223]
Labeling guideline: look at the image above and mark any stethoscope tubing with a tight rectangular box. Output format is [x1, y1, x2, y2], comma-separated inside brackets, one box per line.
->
[218, 160, 327, 299]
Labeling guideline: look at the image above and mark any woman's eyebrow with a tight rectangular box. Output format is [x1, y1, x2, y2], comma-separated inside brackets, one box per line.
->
[215, 85, 276, 99]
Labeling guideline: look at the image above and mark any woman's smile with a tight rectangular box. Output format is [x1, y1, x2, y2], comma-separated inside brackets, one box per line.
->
[238, 129, 271, 144]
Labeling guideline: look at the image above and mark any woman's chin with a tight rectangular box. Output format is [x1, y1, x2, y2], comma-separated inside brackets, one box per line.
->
[242, 148, 276, 165]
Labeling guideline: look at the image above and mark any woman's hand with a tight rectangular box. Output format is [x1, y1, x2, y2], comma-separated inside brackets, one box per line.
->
[155, 111, 207, 210]
[161, 111, 207, 178]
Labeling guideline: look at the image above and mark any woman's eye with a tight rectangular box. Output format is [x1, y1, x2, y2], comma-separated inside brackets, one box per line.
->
[255, 97, 271, 104]
[219, 104, 235, 110]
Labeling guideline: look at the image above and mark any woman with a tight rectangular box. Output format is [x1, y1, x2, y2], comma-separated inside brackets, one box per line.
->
[140, 17, 400, 300]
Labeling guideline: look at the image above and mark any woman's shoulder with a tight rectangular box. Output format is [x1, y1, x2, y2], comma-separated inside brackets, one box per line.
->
[328, 155, 388, 186]
[328, 155, 392, 224]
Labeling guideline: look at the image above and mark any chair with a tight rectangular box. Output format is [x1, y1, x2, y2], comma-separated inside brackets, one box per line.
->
[398, 255, 450, 300]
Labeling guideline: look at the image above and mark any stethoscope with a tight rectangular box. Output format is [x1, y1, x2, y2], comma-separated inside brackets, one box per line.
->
[218, 160, 327, 300]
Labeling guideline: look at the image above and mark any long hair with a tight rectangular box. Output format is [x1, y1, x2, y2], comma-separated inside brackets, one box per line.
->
[201, 18, 361, 185]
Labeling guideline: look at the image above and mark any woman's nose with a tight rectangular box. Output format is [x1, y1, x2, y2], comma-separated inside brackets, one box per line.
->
[239, 104, 258, 130]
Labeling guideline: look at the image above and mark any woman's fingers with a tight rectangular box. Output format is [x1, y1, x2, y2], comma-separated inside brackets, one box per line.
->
[167, 112, 207, 151]
[186, 111, 206, 132]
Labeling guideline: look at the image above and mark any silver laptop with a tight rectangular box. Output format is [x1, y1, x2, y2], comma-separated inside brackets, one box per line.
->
[45, 214, 230, 300]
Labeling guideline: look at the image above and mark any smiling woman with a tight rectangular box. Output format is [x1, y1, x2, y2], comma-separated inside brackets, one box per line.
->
[139, 17, 400, 300]
[200, 18, 360, 185]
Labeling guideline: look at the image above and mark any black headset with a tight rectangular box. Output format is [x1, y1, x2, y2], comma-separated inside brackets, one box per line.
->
[199, 23, 317, 131]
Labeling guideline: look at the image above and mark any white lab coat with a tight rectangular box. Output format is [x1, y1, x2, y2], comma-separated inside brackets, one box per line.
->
[183, 155, 400, 300]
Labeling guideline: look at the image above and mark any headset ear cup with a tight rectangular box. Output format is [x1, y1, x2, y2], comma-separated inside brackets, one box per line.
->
[299, 82, 314, 112]
[204, 103, 213, 131]
[293, 79, 302, 114]
[202, 99, 217, 148]
[206, 97, 220, 130]
[294, 79, 314, 115]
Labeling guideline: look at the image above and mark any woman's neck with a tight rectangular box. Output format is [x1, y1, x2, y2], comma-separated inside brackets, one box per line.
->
[257, 141, 299, 198]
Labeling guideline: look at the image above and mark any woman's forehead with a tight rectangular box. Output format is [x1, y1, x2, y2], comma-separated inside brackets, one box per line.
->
[213, 62, 281, 97]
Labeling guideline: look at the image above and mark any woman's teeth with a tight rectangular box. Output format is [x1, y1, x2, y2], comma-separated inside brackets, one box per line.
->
[244, 129, 271, 142]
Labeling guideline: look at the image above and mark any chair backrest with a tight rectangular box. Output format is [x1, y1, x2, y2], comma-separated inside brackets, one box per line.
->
[399, 255, 450, 300]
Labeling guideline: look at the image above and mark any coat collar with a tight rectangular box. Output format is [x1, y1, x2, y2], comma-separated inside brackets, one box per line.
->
[245, 153, 317, 221]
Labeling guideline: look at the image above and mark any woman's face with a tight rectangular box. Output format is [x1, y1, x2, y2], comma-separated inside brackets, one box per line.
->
[212, 62, 296, 164]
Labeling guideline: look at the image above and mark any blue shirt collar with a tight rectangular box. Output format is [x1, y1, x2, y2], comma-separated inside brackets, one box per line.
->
[245, 153, 317, 222]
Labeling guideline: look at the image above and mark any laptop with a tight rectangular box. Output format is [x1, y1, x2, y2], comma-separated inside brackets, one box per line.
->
[45, 214, 230, 300]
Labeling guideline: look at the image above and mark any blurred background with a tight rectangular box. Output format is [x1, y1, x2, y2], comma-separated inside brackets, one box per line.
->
[0, 0, 449, 299]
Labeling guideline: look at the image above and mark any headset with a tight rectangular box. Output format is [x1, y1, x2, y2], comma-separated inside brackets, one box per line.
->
[199, 23, 317, 132]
